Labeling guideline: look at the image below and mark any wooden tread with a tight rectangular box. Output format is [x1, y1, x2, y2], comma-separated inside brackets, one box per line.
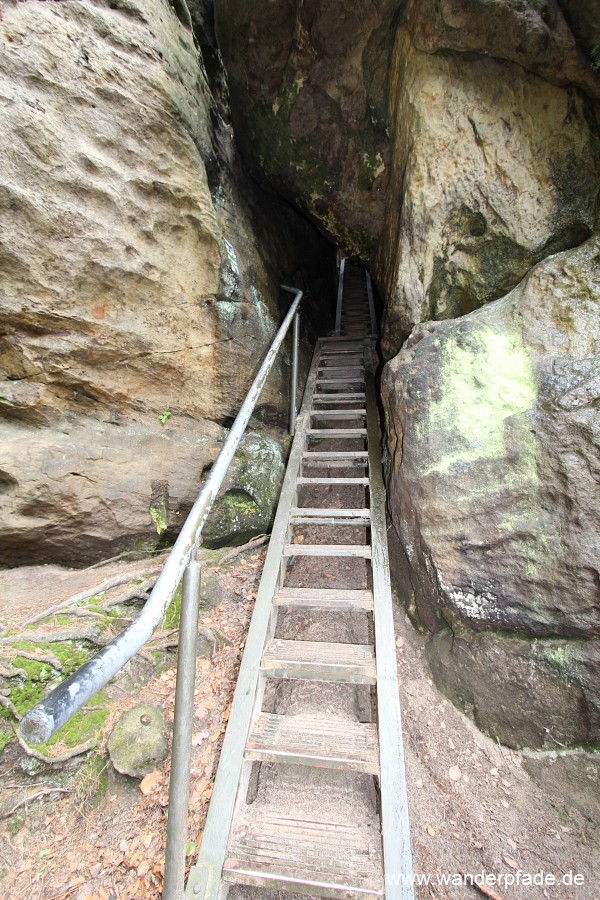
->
[308, 428, 367, 437]
[290, 507, 370, 518]
[245, 713, 379, 774]
[297, 477, 370, 486]
[223, 810, 384, 897]
[274, 587, 374, 611]
[261, 639, 376, 683]
[284, 543, 371, 558]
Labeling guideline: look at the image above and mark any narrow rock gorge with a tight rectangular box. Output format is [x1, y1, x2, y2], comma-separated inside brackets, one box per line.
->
[1, 0, 599, 760]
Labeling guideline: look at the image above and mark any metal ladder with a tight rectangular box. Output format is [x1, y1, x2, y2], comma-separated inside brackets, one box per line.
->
[187, 261, 413, 899]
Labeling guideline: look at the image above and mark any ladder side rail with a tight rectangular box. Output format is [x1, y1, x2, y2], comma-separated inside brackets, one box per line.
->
[365, 367, 414, 900]
[365, 270, 378, 338]
[186, 339, 324, 900]
[334, 257, 346, 335]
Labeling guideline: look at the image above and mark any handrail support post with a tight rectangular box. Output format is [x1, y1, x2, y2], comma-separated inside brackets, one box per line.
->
[163, 561, 202, 900]
[289, 311, 300, 436]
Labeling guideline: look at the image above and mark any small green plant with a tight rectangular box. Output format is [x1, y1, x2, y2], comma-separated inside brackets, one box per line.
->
[158, 411, 172, 425]
[591, 46, 600, 71]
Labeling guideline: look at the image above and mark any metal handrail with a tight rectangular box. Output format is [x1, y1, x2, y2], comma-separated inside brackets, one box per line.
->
[18, 286, 303, 747]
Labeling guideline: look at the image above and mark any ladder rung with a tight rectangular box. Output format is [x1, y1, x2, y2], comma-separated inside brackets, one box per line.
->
[318, 365, 364, 371]
[284, 543, 372, 558]
[316, 378, 365, 385]
[311, 409, 366, 418]
[303, 451, 368, 459]
[290, 507, 371, 518]
[297, 477, 369, 485]
[274, 587, 374, 610]
[312, 393, 366, 401]
[291, 515, 370, 526]
[245, 713, 380, 774]
[224, 809, 383, 895]
[307, 428, 367, 437]
[261, 639, 376, 683]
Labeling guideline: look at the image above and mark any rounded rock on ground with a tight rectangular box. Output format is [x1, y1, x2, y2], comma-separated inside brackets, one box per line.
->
[107, 705, 169, 779]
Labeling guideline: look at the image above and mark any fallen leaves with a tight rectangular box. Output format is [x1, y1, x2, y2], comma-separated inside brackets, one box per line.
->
[139, 770, 163, 796]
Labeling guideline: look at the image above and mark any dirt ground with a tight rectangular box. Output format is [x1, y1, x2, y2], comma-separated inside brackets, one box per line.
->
[0, 544, 599, 900]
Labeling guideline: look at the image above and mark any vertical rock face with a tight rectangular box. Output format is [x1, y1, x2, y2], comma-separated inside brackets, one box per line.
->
[377, 29, 599, 355]
[0, 0, 331, 565]
[382, 237, 600, 748]
[215, 0, 398, 257]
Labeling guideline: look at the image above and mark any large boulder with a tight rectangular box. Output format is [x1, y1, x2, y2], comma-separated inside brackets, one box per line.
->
[381, 236, 600, 748]
[376, 26, 600, 355]
[0, 0, 330, 565]
[203, 432, 286, 547]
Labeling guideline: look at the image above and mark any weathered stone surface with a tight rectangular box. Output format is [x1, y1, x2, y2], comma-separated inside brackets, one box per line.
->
[426, 629, 596, 750]
[203, 432, 285, 547]
[376, 28, 600, 354]
[523, 747, 600, 822]
[108, 705, 169, 778]
[0, 0, 330, 565]
[215, 0, 398, 257]
[216, 0, 600, 299]
[406, 0, 600, 98]
[382, 236, 600, 747]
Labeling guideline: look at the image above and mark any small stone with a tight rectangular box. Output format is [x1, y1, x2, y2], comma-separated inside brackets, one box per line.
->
[108, 705, 169, 778]
[448, 765, 462, 781]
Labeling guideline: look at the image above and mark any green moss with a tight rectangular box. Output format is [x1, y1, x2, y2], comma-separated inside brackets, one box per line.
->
[162, 584, 182, 631]
[150, 502, 168, 536]
[1, 641, 101, 752]
[422, 324, 537, 477]
[45, 698, 109, 753]
[222, 493, 261, 517]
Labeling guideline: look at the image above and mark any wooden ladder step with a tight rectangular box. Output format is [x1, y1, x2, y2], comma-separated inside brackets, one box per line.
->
[274, 587, 374, 611]
[245, 712, 380, 774]
[290, 507, 370, 518]
[311, 409, 366, 418]
[261, 639, 376, 683]
[303, 451, 368, 459]
[285, 543, 371, 558]
[223, 810, 384, 896]
[307, 428, 367, 437]
[291, 515, 370, 526]
[312, 393, 366, 402]
[316, 378, 364, 385]
[297, 477, 369, 486]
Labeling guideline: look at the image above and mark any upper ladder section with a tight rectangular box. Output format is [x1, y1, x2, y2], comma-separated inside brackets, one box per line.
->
[335, 258, 378, 339]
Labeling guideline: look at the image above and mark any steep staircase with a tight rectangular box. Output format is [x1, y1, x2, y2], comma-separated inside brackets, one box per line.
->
[186, 261, 413, 899]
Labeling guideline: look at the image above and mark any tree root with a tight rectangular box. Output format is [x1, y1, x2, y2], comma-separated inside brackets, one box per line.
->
[21, 565, 164, 628]
[1, 625, 105, 647]
[99, 576, 158, 610]
[13, 727, 99, 763]
[0, 694, 21, 720]
[1, 787, 72, 819]
[8, 649, 64, 672]
[217, 534, 269, 565]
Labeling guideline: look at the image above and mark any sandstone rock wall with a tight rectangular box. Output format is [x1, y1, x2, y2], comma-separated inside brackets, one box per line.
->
[215, 0, 398, 258]
[382, 237, 600, 748]
[377, 27, 599, 355]
[0, 0, 331, 565]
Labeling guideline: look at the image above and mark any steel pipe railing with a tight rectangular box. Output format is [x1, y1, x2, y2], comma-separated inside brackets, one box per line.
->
[19, 286, 303, 747]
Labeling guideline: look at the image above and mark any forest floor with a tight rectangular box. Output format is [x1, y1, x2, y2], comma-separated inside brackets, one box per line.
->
[0, 542, 598, 900]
